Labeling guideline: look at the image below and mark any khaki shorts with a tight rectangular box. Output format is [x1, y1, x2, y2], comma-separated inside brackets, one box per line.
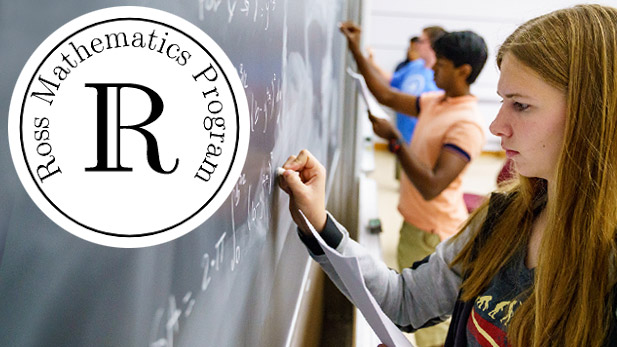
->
[397, 221, 449, 347]
[397, 221, 441, 270]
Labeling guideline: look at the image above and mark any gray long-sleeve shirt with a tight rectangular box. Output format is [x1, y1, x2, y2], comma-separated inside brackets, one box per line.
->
[298, 212, 481, 332]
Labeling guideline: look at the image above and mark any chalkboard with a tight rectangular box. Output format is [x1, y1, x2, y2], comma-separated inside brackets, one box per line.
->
[0, 0, 348, 345]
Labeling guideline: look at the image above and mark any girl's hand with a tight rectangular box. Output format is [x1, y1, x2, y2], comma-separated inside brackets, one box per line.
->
[278, 150, 327, 234]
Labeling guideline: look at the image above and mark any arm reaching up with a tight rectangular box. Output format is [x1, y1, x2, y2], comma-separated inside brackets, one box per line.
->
[366, 47, 393, 82]
[340, 21, 419, 117]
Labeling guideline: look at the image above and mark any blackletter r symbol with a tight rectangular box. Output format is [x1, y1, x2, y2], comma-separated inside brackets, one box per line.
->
[85, 83, 178, 174]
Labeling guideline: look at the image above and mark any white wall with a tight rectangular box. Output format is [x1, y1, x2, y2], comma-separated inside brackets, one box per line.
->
[361, 0, 617, 151]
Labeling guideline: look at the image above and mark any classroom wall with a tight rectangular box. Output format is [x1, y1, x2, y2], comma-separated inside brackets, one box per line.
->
[361, 0, 617, 151]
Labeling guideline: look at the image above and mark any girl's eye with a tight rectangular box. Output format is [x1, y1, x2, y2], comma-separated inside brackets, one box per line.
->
[513, 102, 530, 112]
[497, 99, 530, 112]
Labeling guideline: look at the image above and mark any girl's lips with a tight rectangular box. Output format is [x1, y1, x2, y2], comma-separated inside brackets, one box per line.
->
[505, 149, 519, 158]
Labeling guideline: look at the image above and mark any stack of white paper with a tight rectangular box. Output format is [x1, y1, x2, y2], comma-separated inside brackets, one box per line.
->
[346, 67, 391, 120]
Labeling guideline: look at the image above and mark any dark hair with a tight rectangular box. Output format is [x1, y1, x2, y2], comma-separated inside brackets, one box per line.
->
[432, 31, 488, 84]
[422, 26, 447, 46]
[410, 36, 419, 44]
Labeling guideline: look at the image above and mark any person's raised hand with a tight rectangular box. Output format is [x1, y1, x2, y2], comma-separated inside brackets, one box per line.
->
[368, 111, 400, 141]
[278, 149, 327, 235]
[339, 21, 362, 51]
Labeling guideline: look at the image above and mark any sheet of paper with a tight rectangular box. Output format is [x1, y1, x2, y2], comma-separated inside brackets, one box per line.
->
[346, 68, 391, 120]
[299, 211, 413, 347]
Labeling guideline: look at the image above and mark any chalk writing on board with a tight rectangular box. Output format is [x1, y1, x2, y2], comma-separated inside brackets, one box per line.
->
[150, 294, 194, 347]
[249, 74, 282, 133]
[201, 231, 226, 291]
[263, 154, 273, 195]
[238, 63, 248, 89]
[165, 296, 181, 347]
[150, 152, 277, 345]
[226, 0, 237, 22]
[199, 0, 276, 30]
[198, 0, 222, 20]
[182, 292, 196, 318]
[231, 171, 247, 271]
[230, 198, 241, 271]
[150, 228, 230, 347]
[269, 73, 283, 125]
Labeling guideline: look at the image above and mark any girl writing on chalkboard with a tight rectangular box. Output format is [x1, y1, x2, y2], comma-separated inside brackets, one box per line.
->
[278, 4, 617, 346]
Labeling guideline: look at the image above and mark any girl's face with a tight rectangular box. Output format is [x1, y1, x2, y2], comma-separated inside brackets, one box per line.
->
[490, 53, 567, 181]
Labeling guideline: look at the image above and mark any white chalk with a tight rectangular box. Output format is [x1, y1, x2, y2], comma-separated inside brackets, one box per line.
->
[276, 167, 286, 176]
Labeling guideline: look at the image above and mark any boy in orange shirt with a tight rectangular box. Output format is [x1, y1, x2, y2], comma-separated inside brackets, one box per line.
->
[340, 23, 488, 347]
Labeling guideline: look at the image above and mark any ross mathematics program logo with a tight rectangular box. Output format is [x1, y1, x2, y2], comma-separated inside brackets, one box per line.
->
[8, 7, 250, 248]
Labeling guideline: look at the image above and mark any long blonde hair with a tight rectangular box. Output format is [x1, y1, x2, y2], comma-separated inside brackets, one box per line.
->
[452, 5, 617, 346]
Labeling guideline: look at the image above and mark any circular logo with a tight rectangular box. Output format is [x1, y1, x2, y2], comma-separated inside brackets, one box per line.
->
[8, 7, 250, 248]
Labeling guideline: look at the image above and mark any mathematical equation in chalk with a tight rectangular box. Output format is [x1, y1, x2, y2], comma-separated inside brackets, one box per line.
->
[232, 154, 274, 233]
[198, 0, 277, 30]
[150, 50, 284, 347]
[150, 232, 227, 347]
[150, 153, 276, 347]
[249, 73, 282, 134]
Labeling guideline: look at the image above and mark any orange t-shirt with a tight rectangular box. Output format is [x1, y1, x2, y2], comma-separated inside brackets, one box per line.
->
[398, 91, 485, 241]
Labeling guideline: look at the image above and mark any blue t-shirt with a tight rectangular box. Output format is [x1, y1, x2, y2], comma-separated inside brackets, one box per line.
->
[390, 59, 440, 143]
